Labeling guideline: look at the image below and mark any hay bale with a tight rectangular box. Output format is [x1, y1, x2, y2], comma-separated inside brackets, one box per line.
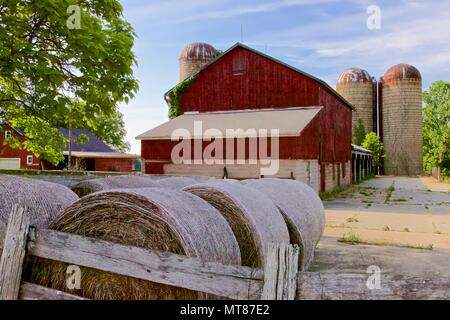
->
[30, 187, 241, 300]
[183, 181, 289, 267]
[0, 175, 78, 228]
[244, 179, 325, 270]
[156, 177, 198, 190]
[70, 175, 159, 197]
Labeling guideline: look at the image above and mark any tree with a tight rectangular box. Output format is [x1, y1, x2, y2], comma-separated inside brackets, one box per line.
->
[0, 0, 138, 165]
[362, 132, 384, 174]
[353, 119, 366, 146]
[423, 81, 450, 177]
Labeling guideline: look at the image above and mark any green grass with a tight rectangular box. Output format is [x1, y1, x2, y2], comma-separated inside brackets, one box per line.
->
[338, 232, 433, 250]
[320, 189, 340, 201]
[384, 182, 395, 204]
[359, 187, 377, 197]
[392, 197, 407, 202]
[320, 186, 352, 201]
[338, 232, 363, 245]
[345, 214, 359, 223]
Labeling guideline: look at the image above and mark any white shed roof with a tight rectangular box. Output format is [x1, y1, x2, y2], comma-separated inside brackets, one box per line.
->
[63, 151, 140, 159]
[136, 107, 322, 140]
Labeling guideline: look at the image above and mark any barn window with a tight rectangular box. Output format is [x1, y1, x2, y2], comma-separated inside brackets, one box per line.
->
[232, 51, 246, 76]
[5, 130, 11, 139]
[27, 155, 33, 165]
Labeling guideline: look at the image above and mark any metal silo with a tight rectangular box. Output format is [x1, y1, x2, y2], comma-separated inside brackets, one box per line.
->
[336, 68, 375, 141]
[179, 42, 217, 82]
[382, 64, 423, 176]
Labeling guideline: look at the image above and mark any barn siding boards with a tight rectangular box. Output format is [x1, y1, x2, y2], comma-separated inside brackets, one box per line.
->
[181, 45, 327, 113]
[0, 127, 40, 170]
[141, 44, 353, 193]
[164, 160, 321, 193]
[94, 158, 134, 172]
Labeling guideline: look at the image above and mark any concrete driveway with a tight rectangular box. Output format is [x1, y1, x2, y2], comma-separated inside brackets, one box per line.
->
[322, 176, 450, 250]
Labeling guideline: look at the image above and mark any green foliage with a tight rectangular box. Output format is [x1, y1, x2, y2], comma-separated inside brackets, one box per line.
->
[423, 81, 450, 177]
[0, 0, 138, 164]
[353, 119, 366, 145]
[215, 49, 224, 58]
[6, 114, 67, 164]
[362, 132, 385, 168]
[166, 75, 197, 119]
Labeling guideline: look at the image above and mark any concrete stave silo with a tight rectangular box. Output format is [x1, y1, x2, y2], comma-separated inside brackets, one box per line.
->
[336, 68, 375, 141]
[179, 42, 217, 82]
[382, 63, 423, 176]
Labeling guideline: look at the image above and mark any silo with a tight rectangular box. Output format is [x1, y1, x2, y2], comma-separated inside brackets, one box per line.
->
[382, 64, 422, 176]
[336, 68, 375, 141]
[179, 42, 217, 82]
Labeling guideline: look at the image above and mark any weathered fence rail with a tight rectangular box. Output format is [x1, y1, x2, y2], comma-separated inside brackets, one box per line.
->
[0, 206, 295, 300]
[1, 206, 450, 300]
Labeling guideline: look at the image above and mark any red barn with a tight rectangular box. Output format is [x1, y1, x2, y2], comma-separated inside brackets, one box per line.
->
[0, 126, 40, 170]
[1, 125, 139, 172]
[137, 43, 353, 192]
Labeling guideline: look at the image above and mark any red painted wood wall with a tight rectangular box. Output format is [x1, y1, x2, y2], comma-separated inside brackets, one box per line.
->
[0, 127, 40, 170]
[142, 45, 352, 177]
[94, 158, 134, 172]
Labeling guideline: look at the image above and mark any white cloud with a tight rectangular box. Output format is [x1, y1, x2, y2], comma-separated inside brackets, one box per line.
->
[248, 0, 450, 85]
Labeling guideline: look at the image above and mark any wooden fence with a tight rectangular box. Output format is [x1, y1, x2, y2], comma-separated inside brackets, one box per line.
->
[1, 205, 450, 300]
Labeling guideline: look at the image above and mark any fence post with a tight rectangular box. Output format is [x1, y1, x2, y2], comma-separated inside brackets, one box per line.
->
[0, 205, 31, 300]
[261, 243, 299, 300]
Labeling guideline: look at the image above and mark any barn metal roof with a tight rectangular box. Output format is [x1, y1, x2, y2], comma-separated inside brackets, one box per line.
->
[59, 128, 114, 153]
[62, 151, 140, 159]
[165, 43, 355, 111]
[136, 106, 322, 140]
[351, 144, 373, 155]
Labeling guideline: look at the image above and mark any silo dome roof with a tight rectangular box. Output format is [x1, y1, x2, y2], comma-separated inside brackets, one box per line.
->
[180, 42, 217, 60]
[383, 64, 421, 82]
[337, 68, 372, 84]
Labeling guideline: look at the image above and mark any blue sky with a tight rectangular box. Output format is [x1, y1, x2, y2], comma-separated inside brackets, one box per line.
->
[119, 0, 450, 154]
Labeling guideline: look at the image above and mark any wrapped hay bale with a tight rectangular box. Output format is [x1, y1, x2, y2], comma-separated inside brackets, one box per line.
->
[30, 188, 241, 300]
[244, 179, 325, 270]
[156, 177, 198, 190]
[183, 181, 290, 267]
[70, 175, 158, 197]
[0, 175, 78, 228]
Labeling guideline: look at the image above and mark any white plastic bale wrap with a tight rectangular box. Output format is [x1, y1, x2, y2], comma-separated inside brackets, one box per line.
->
[156, 177, 198, 190]
[183, 180, 290, 267]
[0, 175, 79, 228]
[244, 178, 325, 270]
[35, 187, 241, 300]
[70, 175, 159, 197]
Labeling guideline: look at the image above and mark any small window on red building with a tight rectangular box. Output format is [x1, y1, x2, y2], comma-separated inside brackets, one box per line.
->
[233, 51, 246, 76]
[27, 155, 33, 165]
[5, 130, 12, 139]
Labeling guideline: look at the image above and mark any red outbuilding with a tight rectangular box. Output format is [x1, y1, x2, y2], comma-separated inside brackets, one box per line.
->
[1, 125, 139, 172]
[137, 43, 354, 192]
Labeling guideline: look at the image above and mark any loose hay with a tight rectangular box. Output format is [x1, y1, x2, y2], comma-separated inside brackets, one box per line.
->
[183, 180, 290, 268]
[70, 175, 159, 197]
[29, 188, 241, 300]
[244, 179, 325, 270]
[156, 177, 198, 190]
[0, 175, 78, 228]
